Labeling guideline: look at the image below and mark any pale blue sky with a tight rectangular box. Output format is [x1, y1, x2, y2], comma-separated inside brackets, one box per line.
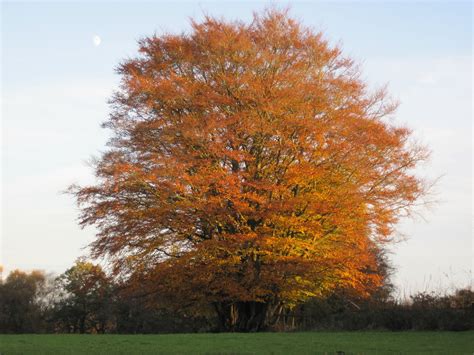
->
[2, 1, 472, 294]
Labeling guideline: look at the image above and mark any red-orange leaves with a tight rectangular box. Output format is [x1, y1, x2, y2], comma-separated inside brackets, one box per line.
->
[71, 9, 429, 331]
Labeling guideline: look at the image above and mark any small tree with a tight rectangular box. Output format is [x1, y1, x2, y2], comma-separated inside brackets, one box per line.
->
[53, 261, 113, 333]
[0, 270, 46, 333]
[72, 9, 430, 331]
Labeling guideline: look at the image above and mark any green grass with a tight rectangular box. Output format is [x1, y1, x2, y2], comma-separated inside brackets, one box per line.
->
[0, 331, 473, 354]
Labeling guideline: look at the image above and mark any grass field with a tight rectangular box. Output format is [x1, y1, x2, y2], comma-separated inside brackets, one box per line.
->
[1, 331, 473, 354]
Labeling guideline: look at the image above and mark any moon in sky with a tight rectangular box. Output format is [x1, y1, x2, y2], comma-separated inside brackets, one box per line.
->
[93, 35, 101, 47]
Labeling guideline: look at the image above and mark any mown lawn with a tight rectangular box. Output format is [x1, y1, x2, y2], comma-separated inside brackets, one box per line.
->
[0, 331, 473, 354]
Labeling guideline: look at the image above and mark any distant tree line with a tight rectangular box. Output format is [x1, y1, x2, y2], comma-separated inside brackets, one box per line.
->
[0, 260, 472, 333]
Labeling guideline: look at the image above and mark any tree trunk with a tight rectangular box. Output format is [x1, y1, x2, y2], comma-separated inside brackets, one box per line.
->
[214, 301, 279, 332]
[79, 315, 86, 334]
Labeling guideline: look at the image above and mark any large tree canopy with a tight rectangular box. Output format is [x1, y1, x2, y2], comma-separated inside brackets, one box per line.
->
[73, 9, 429, 331]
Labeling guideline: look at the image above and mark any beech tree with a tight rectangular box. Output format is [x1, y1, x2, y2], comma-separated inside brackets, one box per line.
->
[72, 9, 429, 331]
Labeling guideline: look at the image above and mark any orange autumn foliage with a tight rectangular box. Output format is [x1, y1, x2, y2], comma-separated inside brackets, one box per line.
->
[72, 9, 429, 331]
